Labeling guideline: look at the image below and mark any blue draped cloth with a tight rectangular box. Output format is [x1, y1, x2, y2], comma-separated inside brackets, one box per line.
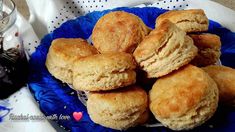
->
[28, 7, 235, 132]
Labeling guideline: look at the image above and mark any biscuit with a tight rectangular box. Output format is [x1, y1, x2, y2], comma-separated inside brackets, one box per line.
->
[156, 9, 209, 33]
[45, 38, 98, 83]
[92, 11, 151, 53]
[189, 34, 221, 67]
[149, 65, 218, 130]
[87, 85, 149, 130]
[72, 52, 136, 91]
[202, 65, 235, 106]
[133, 20, 198, 78]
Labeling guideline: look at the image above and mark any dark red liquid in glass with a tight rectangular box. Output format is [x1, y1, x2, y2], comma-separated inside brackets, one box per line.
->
[0, 47, 28, 99]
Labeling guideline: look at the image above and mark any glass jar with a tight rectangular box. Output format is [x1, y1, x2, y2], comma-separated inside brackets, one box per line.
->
[0, 0, 28, 99]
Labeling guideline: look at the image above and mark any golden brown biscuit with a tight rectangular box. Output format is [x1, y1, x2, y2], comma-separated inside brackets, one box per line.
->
[72, 52, 136, 91]
[87, 85, 149, 130]
[45, 38, 98, 83]
[133, 20, 198, 78]
[190, 34, 221, 67]
[156, 9, 209, 33]
[149, 65, 218, 130]
[92, 11, 151, 53]
[202, 65, 235, 106]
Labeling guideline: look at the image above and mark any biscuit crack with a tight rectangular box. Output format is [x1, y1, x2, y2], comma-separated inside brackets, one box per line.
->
[176, 20, 207, 25]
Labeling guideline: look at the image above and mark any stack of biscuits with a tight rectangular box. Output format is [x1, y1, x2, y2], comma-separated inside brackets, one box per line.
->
[45, 9, 235, 131]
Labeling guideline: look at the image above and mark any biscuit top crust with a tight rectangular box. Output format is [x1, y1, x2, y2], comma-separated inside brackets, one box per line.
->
[92, 11, 150, 53]
[156, 9, 208, 27]
[88, 86, 147, 112]
[73, 52, 136, 74]
[133, 20, 185, 63]
[189, 34, 221, 49]
[150, 65, 209, 118]
[49, 38, 98, 62]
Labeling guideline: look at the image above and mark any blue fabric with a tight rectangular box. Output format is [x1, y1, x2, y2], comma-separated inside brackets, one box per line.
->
[28, 7, 235, 132]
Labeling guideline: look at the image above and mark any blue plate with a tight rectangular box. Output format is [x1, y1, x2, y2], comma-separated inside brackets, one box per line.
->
[28, 7, 235, 132]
